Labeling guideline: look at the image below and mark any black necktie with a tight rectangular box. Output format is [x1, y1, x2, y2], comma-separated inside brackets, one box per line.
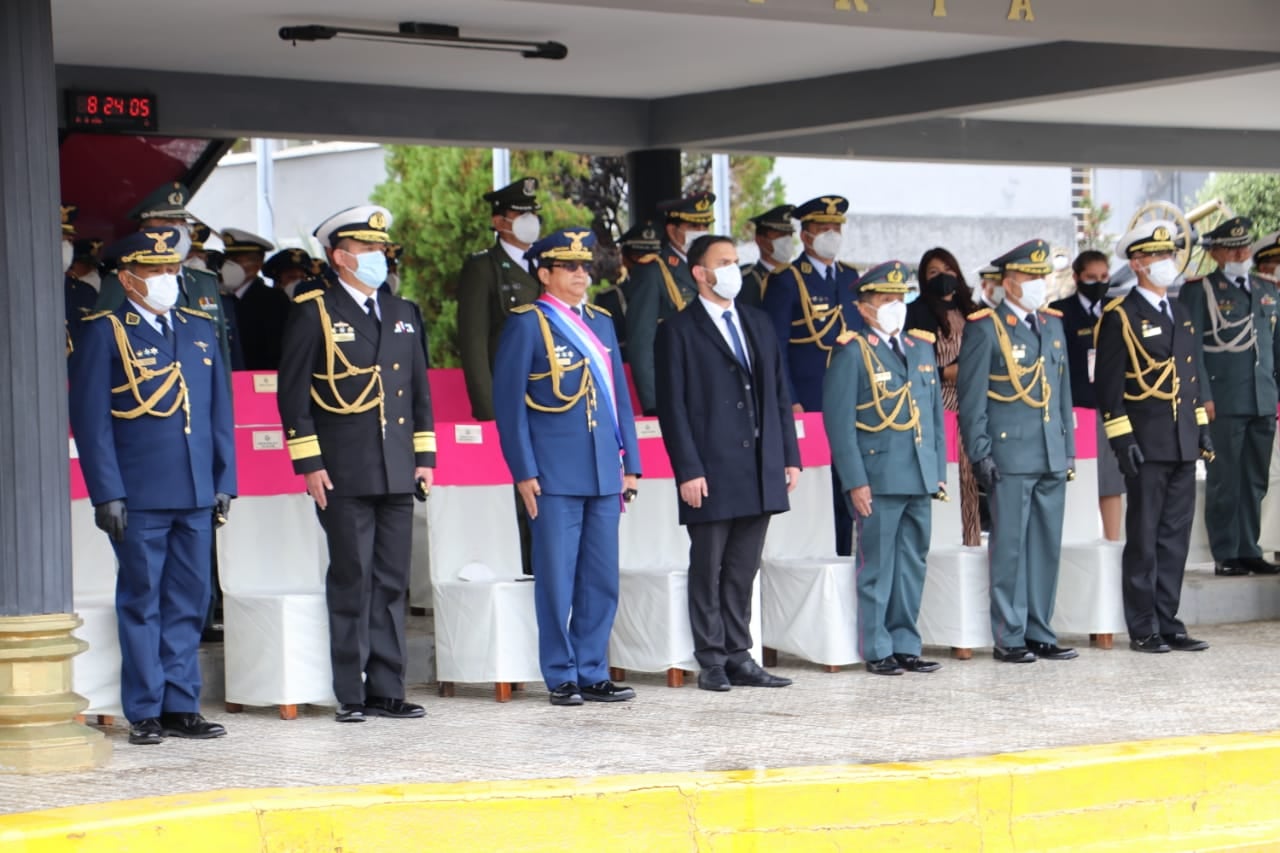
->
[889, 335, 906, 365]
[156, 313, 174, 346]
[1026, 314, 1038, 334]
[364, 297, 378, 319]
[1158, 299, 1172, 322]
[572, 306, 583, 318]
[824, 266, 835, 287]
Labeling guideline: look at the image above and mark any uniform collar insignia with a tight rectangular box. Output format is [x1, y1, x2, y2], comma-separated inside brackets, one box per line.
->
[125, 312, 140, 325]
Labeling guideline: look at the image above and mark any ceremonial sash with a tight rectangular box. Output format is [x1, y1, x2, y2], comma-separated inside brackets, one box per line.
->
[537, 295, 624, 452]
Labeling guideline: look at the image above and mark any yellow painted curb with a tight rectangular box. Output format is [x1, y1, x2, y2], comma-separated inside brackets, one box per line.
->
[2, 731, 1280, 852]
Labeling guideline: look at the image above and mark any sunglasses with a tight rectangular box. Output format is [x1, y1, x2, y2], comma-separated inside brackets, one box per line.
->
[551, 261, 590, 272]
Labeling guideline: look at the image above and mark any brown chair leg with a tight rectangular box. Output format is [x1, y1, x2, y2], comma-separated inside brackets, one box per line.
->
[609, 667, 626, 682]
[409, 606, 428, 616]
[762, 647, 779, 668]
[278, 705, 298, 721]
[495, 682, 513, 703]
[437, 681, 455, 698]
[1093, 633, 1114, 650]
[97, 715, 114, 726]
[225, 702, 245, 713]
[666, 668, 685, 688]
[951, 647, 973, 660]
[824, 665, 840, 673]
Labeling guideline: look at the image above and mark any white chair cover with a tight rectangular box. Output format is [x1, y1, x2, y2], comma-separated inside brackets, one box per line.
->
[70, 499, 122, 717]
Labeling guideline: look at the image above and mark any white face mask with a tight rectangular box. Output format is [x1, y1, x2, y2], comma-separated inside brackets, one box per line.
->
[62, 241, 74, 271]
[1144, 258, 1180, 289]
[183, 256, 208, 272]
[1223, 260, 1252, 281]
[1015, 278, 1047, 311]
[81, 269, 101, 291]
[709, 264, 743, 301]
[134, 271, 180, 313]
[220, 259, 247, 292]
[682, 229, 709, 254]
[385, 272, 401, 295]
[809, 230, 842, 261]
[876, 300, 907, 336]
[769, 235, 795, 263]
[511, 212, 541, 245]
[989, 285, 1005, 306]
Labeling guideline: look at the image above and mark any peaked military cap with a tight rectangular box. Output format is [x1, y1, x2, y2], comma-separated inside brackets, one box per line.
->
[384, 243, 404, 263]
[1201, 215, 1254, 248]
[991, 239, 1052, 276]
[108, 228, 182, 266]
[72, 238, 104, 263]
[657, 192, 716, 225]
[61, 203, 78, 236]
[856, 260, 911, 296]
[314, 204, 393, 248]
[222, 227, 275, 254]
[1252, 229, 1280, 264]
[977, 264, 1002, 282]
[263, 248, 315, 280]
[131, 182, 192, 220]
[749, 204, 796, 233]
[793, 196, 849, 224]
[1114, 219, 1179, 259]
[189, 222, 212, 251]
[484, 177, 541, 214]
[618, 221, 662, 253]
[524, 227, 596, 265]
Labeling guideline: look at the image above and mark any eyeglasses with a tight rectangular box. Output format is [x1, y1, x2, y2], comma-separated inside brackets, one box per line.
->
[551, 261, 590, 272]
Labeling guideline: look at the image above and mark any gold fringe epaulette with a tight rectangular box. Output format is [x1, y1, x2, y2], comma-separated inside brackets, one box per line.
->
[178, 307, 212, 320]
[1040, 307, 1063, 318]
[510, 304, 536, 314]
[586, 303, 611, 318]
[81, 310, 110, 322]
[294, 289, 323, 304]
[1103, 295, 1125, 313]
[836, 330, 860, 346]
[908, 329, 936, 344]
[967, 308, 992, 321]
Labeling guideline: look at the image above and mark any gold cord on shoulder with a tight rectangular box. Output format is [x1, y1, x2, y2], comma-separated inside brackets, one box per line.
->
[309, 298, 386, 433]
[1111, 306, 1180, 419]
[105, 315, 192, 433]
[987, 315, 1051, 421]
[786, 266, 846, 350]
[523, 308, 598, 431]
[853, 339, 921, 443]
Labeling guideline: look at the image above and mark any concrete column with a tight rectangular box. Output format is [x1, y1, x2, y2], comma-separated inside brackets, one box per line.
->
[0, 0, 107, 773]
[625, 149, 682, 226]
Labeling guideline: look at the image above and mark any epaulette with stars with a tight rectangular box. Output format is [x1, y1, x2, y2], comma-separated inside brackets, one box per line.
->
[908, 329, 936, 344]
[178, 307, 212, 320]
[1039, 306, 1063, 318]
[81, 310, 111, 322]
[967, 308, 993, 322]
[836, 330, 861, 346]
[510, 304, 536, 314]
[586, 303, 611, 318]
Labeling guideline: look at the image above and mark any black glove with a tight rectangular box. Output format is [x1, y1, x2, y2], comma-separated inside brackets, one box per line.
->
[213, 493, 232, 528]
[94, 500, 127, 543]
[1199, 432, 1216, 463]
[1116, 442, 1145, 479]
[413, 477, 430, 503]
[973, 456, 1001, 491]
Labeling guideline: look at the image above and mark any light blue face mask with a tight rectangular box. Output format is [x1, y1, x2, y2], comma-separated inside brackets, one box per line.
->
[345, 250, 388, 289]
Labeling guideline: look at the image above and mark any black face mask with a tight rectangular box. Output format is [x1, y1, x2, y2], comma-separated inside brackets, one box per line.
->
[926, 272, 959, 297]
[1077, 280, 1110, 305]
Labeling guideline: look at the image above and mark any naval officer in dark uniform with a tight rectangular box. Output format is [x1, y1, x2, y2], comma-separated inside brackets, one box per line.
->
[1179, 216, 1280, 576]
[492, 228, 641, 706]
[737, 204, 796, 309]
[221, 228, 291, 371]
[69, 228, 235, 745]
[824, 261, 947, 676]
[1097, 221, 1214, 653]
[277, 205, 436, 723]
[958, 239, 1077, 664]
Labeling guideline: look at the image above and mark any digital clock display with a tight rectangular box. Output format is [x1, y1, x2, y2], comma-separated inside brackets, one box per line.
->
[65, 90, 158, 132]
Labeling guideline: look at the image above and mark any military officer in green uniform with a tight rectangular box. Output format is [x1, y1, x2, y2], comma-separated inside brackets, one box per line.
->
[958, 239, 1077, 664]
[456, 177, 543, 422]
[1179, 216, 1280, 576]
[623, 192, 712, 415]
[1254, 230, 1280, 283]
[738, 204, 796, 309]
[823, 261, 947, 676]
[95, 183, 233, 385]
[592, 221, 662, 357]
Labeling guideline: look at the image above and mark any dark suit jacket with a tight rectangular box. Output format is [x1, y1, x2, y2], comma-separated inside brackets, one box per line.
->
[655, 298, 801, 525]
[1049, 293, 1102, 410]
[234, 277, 291, 370]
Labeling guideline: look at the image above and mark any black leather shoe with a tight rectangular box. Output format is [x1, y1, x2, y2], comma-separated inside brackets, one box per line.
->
[549, 682, 584, 706]
[1162, 633, 1209, 651]
[1237, 556, 1280, 575]
[894, 654, 941, 673]
[1026, 640, 1078, 660]
[335, 703, 366, 723]
[159, 712, 226, 739]
[1214, 561, 1250, 577]
[128, 717, 165, 745]
[726, 659, 792, 687]
[581, 680, 636, 702]
[364, 696, 425, 718]
[697, 665, 732, 692]
[993, 646, 1036, 663]
[1129, 634, 1172, 653]
[865, 656, 905, 675]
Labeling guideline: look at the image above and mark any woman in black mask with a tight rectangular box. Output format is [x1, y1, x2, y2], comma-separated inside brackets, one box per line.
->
[907, 247, 982, 546]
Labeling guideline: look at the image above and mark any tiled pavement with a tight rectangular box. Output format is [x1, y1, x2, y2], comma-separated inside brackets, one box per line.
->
[4, 619, 1280, 815]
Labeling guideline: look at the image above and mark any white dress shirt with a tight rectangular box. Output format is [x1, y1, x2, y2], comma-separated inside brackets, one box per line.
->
[127, 298, 168, 336]
[500, 238, 530, 271]
[1134, 284, 1172, 319]
[699, 294, 751, 371]
[341, 278, 379, 320]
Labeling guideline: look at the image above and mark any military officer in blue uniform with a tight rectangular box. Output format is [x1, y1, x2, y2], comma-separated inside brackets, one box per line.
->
[958, 239, 1077, 663]
[493, 228, 642, 706]
[622, 192, 712, 415]
[277, 205, 436, 724]
[738, 204, 796, 309]
[1097, 221, 1214, 653]
[824, 261, 947, 676]
[1179, 216, 1280, 576]
[68, 228, 235, 745]
[60, 205, 99, 330]
[761, 195, 862, 555]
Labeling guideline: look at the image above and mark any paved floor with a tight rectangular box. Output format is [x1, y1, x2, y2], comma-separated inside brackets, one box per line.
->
[5, 620, 1280, 814]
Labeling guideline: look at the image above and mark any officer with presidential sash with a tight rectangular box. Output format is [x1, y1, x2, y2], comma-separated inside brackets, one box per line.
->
[1096, 221, 1214, 653]
[738, 204, 796, 309]
[492, 228, 642, 707]
[1179, 216, 1280, 576]
[68, 228, 235, 746]
[958, 239, 1077, 664]
[823, 261, 946, 677]
[623, 192, 711, 415]
[761, 194, 861, 555]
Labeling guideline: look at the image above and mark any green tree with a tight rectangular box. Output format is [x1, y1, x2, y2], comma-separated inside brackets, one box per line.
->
[683, 154, 787, 242]
[1197, 172, 1280, 236]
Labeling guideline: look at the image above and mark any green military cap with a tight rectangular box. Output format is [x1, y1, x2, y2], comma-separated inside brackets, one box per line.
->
[749, 204, 796, 233]
[384, 243, 404, 263]
[483, 177, 541, 214]
[977, 264, 1002, 282]
[991, 239, 1052, 276]
[619, 221, 661, 253]
[657, 192, 715, 225]
[1201, 216, 1254, 248]
[61, 203, 78, 237]
[222, 227, 275, 255]
[855, 260, 911, 297]
[1252, 229, 1280, 264]
[130, 182, 192, 220]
